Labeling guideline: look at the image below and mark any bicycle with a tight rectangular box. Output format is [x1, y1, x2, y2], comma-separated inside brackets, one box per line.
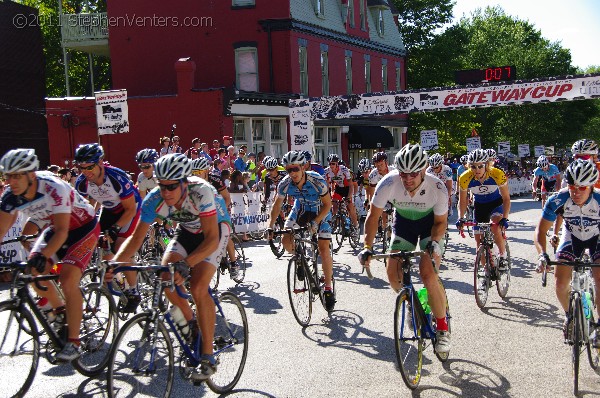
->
[460, 221, 511, 309]
[547, 255, 599, 396]
[107, 262, 248, 397]
[331, 199, 360, 252]
[370, 250, 451, 390]
[272, 226, 335, 326]
[0, 261, 118, 397]
[267, 202, 290, 259]
[211, 230, 247, 290]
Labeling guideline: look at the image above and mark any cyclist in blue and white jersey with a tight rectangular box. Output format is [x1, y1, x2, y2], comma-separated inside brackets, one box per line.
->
[532, 155, 562, 207]
[113, 153, 228, 380]
[135, 148, 159, 199]
[358, 143, 450, 354]
[534, 160, 600, 345]
[456, 155, 468, 179]
[267, 151, 335, 311]
[426, 153, 453, 216]
[74, 143, 143, 311]
[486, 149, 498, 169]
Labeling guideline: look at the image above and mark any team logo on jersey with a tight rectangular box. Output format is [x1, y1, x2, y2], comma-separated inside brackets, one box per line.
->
[420, 189, 426, 196]
[436, 182, 444, 191]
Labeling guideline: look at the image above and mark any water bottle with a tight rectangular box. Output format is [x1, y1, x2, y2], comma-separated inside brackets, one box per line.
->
[582, 292, 592, 320]
[344, 216, 350, 231]
[417, 287, 431, 314]
[169, 306, 190, 338]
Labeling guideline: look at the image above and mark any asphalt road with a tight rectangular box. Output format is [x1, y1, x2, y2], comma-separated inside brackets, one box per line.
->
[2, 196, 600, 397]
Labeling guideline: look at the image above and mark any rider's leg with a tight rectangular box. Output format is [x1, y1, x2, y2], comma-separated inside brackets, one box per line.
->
[188, 262, 216, 356]
[554, 264, 572, 313]
[59, 264, 84, 341]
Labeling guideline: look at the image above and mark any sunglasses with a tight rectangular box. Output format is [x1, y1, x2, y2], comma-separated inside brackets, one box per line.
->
[78, 163, 97, 171]
[139, 165, 152, 170]
[470, 164, 485, 170]
[173, 139, 179, 142]
[568, 185, 589, 192]
[400, 171, 420, 178]
[286, 166, 301, 173]
[158, 182, 180, 191]
[3, 172, 27, 181]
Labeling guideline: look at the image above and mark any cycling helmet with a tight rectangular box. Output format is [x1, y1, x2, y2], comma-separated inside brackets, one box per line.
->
[564, 159, 599, 186]
[485, 149, 497, 160]
[135, 148, 159, 164]
[191, 157, 211, 171]
[302, 151, 312, 162]
[394, 144, 428, 173]
[263, 157, 279, 170]
[460, 155, 468, 164]
[536, 155, 549, 168]
[0, 148, 39, 173]
[372, 151, 388, 163]
[327, 154, 340, 163]
[74, 143, 104, 164]
[357, 158, 371, 173]
[339, 160, 346, 166]
[468, 149, 489, 164]
[154, 153, 192, 180]
[428, 153, 444, 168]
[282, 151, 306, 166]
[571, 139, 598, 156]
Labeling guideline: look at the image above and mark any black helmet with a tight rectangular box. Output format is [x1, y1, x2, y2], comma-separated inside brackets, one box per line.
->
[75, 143, 104, 164]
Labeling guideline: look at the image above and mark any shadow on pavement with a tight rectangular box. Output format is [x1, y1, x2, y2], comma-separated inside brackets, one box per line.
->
[228, 281, 283, 315]
[436, 358, 512, 398]
[480, 295, 561, 330]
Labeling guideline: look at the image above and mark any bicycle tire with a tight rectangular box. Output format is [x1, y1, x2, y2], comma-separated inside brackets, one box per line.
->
[441, 229, 450, 259]
[286, 255, 312, 326]
[334, 216, 345, 251]
[394, 289, 423, 390]
[474, 245, 490, 309]
[207, 292, 249, 394]
[496, 240, 511, 298]
[572, 297, 582, 396]
[269, 219, 285, 258]
[348, 223, 360, 249]
[107, 313, 174, 398]
[0, 302, 40, 398]
[541, 266, 548, 287]
[231, 234, 247, 284]
[587, 310, 600, 373]
[72, 285, 119, 377]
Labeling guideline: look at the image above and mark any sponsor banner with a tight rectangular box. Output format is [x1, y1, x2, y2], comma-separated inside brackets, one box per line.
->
[229, 192, 270, 233]
[0, 214, 27, 266]
[288, 100, 312, 152]
[95, 89, 129, 135]
[534, 145, 545, 157]
[420, 130, 439, 151]
[545, 146, 555, 155]
[466, 136, 481, 152]
[497, 141, 510, 156]
[517, 144, 530, 158]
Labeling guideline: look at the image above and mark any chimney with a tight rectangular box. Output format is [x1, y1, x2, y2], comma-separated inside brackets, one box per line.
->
[175, 57, 196, 95]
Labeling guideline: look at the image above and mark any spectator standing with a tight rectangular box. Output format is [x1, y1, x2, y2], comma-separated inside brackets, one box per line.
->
[171, 136, 183, 154]
[198, 142, 211, 160]
[221, 136, 233, 150]
[246, 152, 258, 189]
[159, 136, 172, 157]
[184, 138, 201, 158]
[209, 139, 220, 159]
[234, 149, 247, 172]
[226, 146, 236, 170]
[221, 169, 231, 188]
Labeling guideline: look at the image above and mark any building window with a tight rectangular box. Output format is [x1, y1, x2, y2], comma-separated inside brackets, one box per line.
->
[270, 119, 285, 158]
[252, 119, 264, 141]
[314, 127, 341, 164]
[233, 119, 246, 141]
[299, 45, 308, 96]
[382, 62, 388, 92]
[232, 0, 254, 6]
[345, 56, 352, 95]
[359, 0, 366, 30]
[365, 58, 371, 93]
[348, 0, 355, 27]
[321, 50, 329, 96]
[395, 63, 401, 91]
[314, 0, 325, 17]
[270, 119, 282, 140]
[235, 47, 258, 91]
[377, 9, 384, 36]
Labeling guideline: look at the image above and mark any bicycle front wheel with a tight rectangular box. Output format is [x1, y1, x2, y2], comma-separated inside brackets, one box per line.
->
[496, 240, 511, 298]
[571, 297, 582, 396]
[394, 289, 424, 390]
[588, 311, 600, 373]
[269, 219, 285, 258]
[0, 302, 40, 398]
[231, 234, 247, 284]
[287, 255, 312, 326]
[207, 292, 249, 394]
[107, 313, 174, 398]
[474, 245, 490, 309]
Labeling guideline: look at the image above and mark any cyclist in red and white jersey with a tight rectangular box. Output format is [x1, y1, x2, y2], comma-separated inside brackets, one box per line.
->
[325, 154, 358, 233]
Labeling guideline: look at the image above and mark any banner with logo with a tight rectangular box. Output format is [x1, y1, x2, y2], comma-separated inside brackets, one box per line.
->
[420, 130, 439, 151]
[544, 146, 555, 155]
[466, 136, 481, 152]
[534, 145, 545, 157]
[95, 90, 129, 135]
[497, 141, 510, 156]
[517, 144, 530, 158]
[229, 192, 270, 233]
[0, 214, 27, 267]
[289, 100, 312, 152]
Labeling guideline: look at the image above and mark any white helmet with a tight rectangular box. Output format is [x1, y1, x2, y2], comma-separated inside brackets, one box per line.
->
[394, 144, 428, 173]
[460, 155, 468, 164]
[485, 149, 497, 160]
[357, 158, 371, 173]
[536, 155, 549, 168]
[263, 157, 279, 170]
[571, 139, 598, 156]
[191, 157, 211, 171]
[428, 153, 444, 168]
[282, 151, 306, 166]
[565, 159, 599, 186]
[154, 153, 192, 180]
[468, 149, 489, 164]
[0, 148, 39, 173]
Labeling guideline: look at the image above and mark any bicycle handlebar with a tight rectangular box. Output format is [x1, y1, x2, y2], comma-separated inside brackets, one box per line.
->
[1, 261, 58, 291]
[0, 234, 40, 245]
[547, 260, 600, 268]
[105, 261, 190, 299]
[371, 251, 425, 260]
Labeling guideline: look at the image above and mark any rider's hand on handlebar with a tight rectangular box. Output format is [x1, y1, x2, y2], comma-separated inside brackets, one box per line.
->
[172, 260, 190, 284]
[536, 252, 550, 273]
[455, 218, 466, 230]
[498, 218, 509, 229]
[266, 228, 274, 240]
[425, 240, 442, 257]
[550, 234, 559, 248]
[27, 253, 47, 273]
[358, 247, 374, 266]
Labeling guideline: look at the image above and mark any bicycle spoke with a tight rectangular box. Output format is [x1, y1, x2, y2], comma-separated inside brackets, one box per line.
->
[286, 256, 312, 326]
[394, 290, 423, 390]
[474, 246, 490, 309]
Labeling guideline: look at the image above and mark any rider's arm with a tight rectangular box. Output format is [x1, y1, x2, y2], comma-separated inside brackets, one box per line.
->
[0, 210, 18, 242]
[430, 212, 447, 243]
[445, 180, 453, 201]
[185, 213, 219, 266]
[534, 217, 553, 255]
[457, 189, 468, 218]
[363, 204, 383, 249]
[499, 184, 511, 218]
[115, 195, 138, 230]
[113, 221, 151, 261]
[555, 173, 561, 189]
[532, 176, 539, 190]
[38, 213, 70, 258]
[220, 187, 232, 208]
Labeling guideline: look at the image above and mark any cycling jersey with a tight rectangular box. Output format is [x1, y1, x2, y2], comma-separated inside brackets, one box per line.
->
[457, 164, 467, 179]
[261, 166, 285, 182]
[206, 172, 226, 193]
[76, 166, 141, 213]
[264, 170, 287, 202]
[426, 165, 453, 183]
[542, 189, 600, 243]
[533, 164, 561, 182]
[137, 172, 158, 195]
[368, 165, 397, 187]
[310, 163, 326, 176]
[189, 176, 231, 227]
[325, 165, 351, 188]
[459, 167, 507, 204]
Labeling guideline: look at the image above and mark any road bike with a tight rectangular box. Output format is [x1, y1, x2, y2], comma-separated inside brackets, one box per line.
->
[211, 230, 247, 290]
[548, 254, 599, 396]
[0, 261, 118, 397]
[107, 262, 248, 397]
[273, 226, 335, 326]
[371, 251, 451, 390]
[460, 221, 511, 308]
[331, 199, 360, 252]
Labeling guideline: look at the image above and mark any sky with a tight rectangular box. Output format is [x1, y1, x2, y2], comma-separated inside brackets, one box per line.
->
[452, 0, 600, 70]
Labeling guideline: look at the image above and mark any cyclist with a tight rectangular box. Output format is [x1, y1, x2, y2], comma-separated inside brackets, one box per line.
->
[356, 158, 372, 212]
[0, 149, 99, 361]
[456, 149, 511, 271]
[302, 150, 326, 176]
[367, 152, 396, 238]
[358, 143, 450, 354]
[267, 151, 335, 311]
[74, 143, 143, 312]
[426, 153, 453, 216]
[135, 148, 159, 199]
[263, 157, 287, 206]
[456, 155, 468, 179]
[534, 160, 600, 346]
[571, 139, 600, 190]
[325, 154, 358, 235]
[531, 155, 561, 207]
[112, 153, 228, 380]
[486, 149, 498, 169]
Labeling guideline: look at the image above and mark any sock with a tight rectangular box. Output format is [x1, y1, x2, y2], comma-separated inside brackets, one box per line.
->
[68, 338, 81, 346]
[324, 285, 332, 292]
[436, 317, 448, 332]
[201, 353, 216, 365]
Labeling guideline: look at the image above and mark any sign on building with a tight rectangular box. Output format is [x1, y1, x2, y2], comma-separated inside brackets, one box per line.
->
[420, 130, 439, 151]
[517, 144, 530, 158]
[466, 136, 481, 152]
[289, 100, 312, 152]
[95, 89, 130, 135]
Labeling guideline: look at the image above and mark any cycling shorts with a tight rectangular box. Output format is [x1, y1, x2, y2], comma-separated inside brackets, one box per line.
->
[99, 207, 140, 239]
[556, 233, 600, 262]
[390, 211, 446, 253]
[541, 180, 557, 194]
[284, 209, 332, 240]
[165, 222, 230, 268]
[333, 186, 350, 199]
[474, 197, 503, 232]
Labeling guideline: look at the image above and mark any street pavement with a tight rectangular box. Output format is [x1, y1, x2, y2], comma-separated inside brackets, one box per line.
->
[2, 196, 600, 397]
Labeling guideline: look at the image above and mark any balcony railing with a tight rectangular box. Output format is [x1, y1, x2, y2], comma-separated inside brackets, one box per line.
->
[61, 13, 108, 43]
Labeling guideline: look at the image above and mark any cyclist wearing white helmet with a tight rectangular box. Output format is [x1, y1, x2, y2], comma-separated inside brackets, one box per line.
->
[531, 155, 561, 207]
[267, 150, 336, 311]
[262, 157, 287, 204]
[113, 153, 223, 381]
[136, 148, 159, 198]
[367, 151, 396, 236]
[534, 160, 600, 345]
[358, 143, 451, 355]
[324, 154, 359, 236]
[485, 149, 498, 168]
[571, 139, 600, 190]
[426, 153, 453, 216]
[457, 148, 511, 272]
[457, 155, 468, 178]
[0, 149, 99, 361]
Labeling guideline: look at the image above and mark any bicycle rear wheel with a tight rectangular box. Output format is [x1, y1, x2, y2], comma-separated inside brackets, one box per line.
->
[394, 289, 424, 390]
[231, 234, 247, 284]
[286, 255, 312, 326]
[107, 313, 174, 398]
[588, 311, 600, 373]
[474, 245, 490, 309]
[496, 240, 511, 298]
[571, 297, 582, 396]
[333, 216, 345, 251]
[207, 292, 249, 394]
[73, 285, 119, 377]
[0, 302, 39, 398]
